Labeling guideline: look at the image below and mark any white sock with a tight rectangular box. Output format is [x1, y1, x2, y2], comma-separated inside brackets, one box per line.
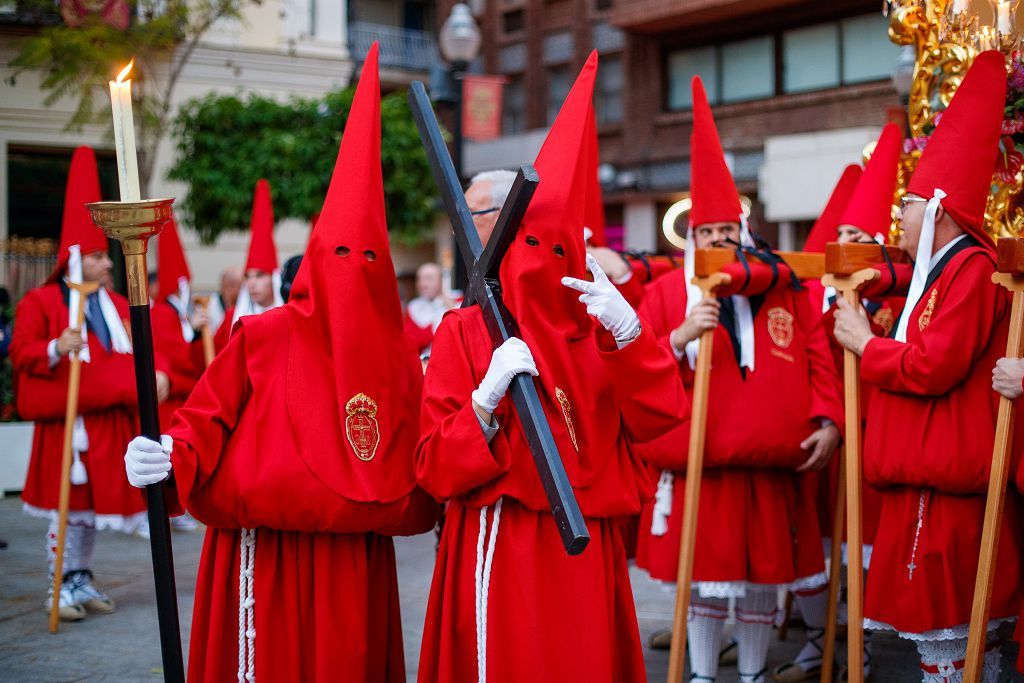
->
[688, 597, 728, 681]
[916, 636, 1001, 683]
[736, 590, 777, 683]
[791, 587, 828, 671]
[46, 521, 93, 578]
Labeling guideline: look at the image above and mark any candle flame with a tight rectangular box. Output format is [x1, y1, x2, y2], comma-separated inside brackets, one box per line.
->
[115, 59, 134, 84]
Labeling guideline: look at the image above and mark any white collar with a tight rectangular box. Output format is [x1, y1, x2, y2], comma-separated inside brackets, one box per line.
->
[927, 234, 967, 271]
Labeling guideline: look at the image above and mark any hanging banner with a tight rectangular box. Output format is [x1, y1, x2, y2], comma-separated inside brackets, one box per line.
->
[462, 75, 508, 141]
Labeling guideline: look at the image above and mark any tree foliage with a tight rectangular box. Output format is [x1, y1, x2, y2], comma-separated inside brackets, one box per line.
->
[8, 0, 251, 194]
[167, 88, 438, 245]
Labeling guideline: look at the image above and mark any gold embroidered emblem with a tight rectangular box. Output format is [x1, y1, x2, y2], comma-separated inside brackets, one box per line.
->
[766, 307, 795, 349]
[871, 307, 896, 337]
[345, 393, 380, 461]
[918, 289, 938, 332]
[554, 387, 579, 452]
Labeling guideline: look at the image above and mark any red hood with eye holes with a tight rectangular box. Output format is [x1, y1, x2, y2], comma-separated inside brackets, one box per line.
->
[272, 43, 423, 505]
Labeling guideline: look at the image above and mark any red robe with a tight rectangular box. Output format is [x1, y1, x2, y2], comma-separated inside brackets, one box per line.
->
[635, 268, 844, 588]
[11, 283, 144, 527]
[151, 300, 205, 428]
[416, 307, 687, 682]
[403, 311, 435, 354]
[860, 244, 1024, 636]
[167, 310, 437, 682]
[812, 288, 902, 549]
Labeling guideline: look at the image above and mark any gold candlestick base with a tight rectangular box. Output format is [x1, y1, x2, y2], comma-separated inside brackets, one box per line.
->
[87, 198, 175, 305]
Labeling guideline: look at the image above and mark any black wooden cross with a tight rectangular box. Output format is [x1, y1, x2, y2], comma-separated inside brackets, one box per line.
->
[408, 80, 589, 555]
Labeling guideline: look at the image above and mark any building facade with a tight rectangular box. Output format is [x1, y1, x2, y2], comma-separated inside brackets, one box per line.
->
[458, 0, 906, 253]
[0, 0, 438, 293]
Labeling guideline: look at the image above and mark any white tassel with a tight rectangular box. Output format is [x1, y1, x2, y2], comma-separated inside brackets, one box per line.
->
[651, 471, 674, 536]
[70, 452, 88, 485]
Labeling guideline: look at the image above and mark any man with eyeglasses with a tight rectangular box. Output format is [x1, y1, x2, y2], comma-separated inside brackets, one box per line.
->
[832, 52, 1024, 680]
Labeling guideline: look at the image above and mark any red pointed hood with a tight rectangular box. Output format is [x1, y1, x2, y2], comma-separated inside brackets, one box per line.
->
[281, 43, 420, 504]
[805, 165, 863, 252]
[245, 179, 279, 272]
[907, 50, 1007, 251]
[583, 109, 607, 247]
[501, 51, 595, 344]
[689, 77, 742, 227]
[49, 146, 108, 282]
[839, 124, 901, 239]
[158, 218, 191, 302]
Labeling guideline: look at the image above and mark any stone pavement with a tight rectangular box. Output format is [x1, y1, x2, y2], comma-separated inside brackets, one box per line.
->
[0, 495, 1020, 681]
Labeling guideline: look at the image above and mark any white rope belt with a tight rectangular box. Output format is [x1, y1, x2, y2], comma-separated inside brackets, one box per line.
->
[474, 498, 503, 683]
[237, 528, 257, 683]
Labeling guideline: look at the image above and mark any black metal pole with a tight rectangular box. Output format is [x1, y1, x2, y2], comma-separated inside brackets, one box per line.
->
[129, 303, 185, 682]
[451, 63, 469, 293]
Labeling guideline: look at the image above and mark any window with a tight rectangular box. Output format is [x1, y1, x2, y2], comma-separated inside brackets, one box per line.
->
[503, 9, 524, 34]
[784, 24, 839, 93]
[841, 14, 901, 83]
[595, 55, 624, 125]
[547, 65, 572, 125]
[666, 13, 900, 110]
[720, 36, 774, 103]
[503, 76, 527, 134]
[667, 46, 717, 110]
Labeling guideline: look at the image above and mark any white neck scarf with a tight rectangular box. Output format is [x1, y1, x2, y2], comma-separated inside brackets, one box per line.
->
[683, 215, 756, 371]
[166, 276, 195, 343]
[894, 189, 946, 343]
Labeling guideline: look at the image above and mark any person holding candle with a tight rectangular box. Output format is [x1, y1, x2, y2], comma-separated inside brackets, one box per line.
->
[11, 146, 156, 620]
[214, 179, 283, 353]
[123, 46, 437, 680]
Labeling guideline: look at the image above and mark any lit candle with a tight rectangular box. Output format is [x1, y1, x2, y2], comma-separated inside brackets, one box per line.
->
[109, 59, 141, 202]
[997, 0, 1013, 34]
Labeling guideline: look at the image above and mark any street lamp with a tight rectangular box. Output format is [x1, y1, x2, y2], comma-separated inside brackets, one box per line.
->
[438, 3, 481, 292]
[438, 3, 481, 182]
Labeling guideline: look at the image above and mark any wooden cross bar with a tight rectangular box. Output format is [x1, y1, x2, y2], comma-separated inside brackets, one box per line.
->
[693, 247, 826, 280]
[407, 80, 589, 556]
[964, 237, 1024, 681]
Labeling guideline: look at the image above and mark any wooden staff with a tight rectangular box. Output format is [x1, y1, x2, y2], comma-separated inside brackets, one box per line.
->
[822, 260, 882, 683]
[666, 271, 731, 683]
[192, 294, 215, 366]
[50, 279, 100, 633]
[964, 238, 1024, 680]
[820, 448, 846, 683]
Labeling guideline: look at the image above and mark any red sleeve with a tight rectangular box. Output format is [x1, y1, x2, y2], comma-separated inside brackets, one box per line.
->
[165, 326, 252, 515]
[10, 290, 58, 378]
[414, 313, 512, 501]
[639, 273, 695, 384]
[795, 290, 844, 429]
[861, 253, 1005, 396]
[615, 276, 645, 309]
[596, 322, 689, 443]
[403, 312, 434, 353]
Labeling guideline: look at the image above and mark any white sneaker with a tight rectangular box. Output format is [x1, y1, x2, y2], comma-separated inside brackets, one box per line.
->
[66, 570, 115, 614]
[171, 514, 198, 531]
[45, 579, 86, 622]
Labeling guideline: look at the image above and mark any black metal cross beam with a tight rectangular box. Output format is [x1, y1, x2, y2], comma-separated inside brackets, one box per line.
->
[408, 80, 589, 556]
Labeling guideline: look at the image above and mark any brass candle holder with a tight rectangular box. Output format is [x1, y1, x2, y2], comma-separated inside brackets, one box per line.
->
[85, 196, 185, 683]
[86, 197, 174, 305]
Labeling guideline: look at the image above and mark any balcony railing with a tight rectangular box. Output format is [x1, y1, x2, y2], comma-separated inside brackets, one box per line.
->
[349, 21, 437, 72]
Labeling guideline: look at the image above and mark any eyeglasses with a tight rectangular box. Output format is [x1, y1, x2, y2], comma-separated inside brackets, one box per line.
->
[470, 206, 500, 216]
[899, 196, 928, 212]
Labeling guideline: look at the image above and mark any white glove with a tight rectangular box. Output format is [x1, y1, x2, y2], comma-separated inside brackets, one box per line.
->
[125, 435, 173, 488]
[471, 337, 539, 413]
[562, 253, 641, 346]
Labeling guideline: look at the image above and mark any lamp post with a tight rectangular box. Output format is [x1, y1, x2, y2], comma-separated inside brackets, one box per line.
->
[438, 3, 481, 290]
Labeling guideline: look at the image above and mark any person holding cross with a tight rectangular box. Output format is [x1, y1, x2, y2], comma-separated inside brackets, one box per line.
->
[832, 51, 1024, 681]
[415, 52, 688, 682]
[123, 46, 437, 680]
[12, 146, 152, 621]
[634, 75, 843, 683]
